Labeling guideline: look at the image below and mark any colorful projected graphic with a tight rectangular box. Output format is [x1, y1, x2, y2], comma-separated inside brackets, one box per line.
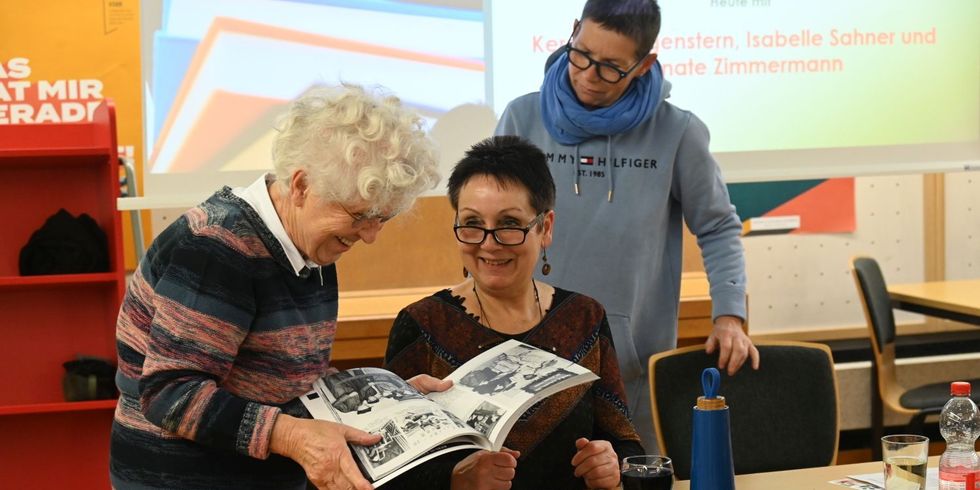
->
[143, 0, 485, 199]
[143, 0, 979, 203]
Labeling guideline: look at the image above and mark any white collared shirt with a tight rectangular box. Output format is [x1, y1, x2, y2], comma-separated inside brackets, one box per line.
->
[232, 174, 319, 276]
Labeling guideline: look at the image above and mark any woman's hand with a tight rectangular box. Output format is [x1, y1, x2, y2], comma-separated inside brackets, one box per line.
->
[270, 414, 381, 490]
[406, 374, 453, 394]
[571, 438, 620, 490]
[451, 448, 520, 490]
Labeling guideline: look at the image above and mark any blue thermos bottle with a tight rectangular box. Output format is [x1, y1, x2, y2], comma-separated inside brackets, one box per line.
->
[690, 367, 735, 490]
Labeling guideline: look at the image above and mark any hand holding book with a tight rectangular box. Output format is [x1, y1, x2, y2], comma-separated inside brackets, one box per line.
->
[269, 414, 380, 490]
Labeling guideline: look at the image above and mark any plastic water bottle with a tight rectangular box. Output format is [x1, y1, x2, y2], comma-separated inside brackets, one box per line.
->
[938, 381, 980, 490]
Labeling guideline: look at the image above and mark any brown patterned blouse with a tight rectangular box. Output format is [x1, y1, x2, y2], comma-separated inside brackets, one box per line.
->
[382, 287, 644, 489]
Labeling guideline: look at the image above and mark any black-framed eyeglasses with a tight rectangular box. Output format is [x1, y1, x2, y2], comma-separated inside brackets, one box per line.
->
[337, 201, 394, 228]
[454, 212, 547, 246]
[565, 29, 644, 84]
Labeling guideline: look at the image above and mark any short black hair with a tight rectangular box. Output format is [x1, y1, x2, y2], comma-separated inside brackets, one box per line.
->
[582, 0, 662, 60]
[448, 136, 555, 215]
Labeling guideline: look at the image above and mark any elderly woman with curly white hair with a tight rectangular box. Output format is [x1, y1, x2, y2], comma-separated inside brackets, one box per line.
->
[110, 84, 442, 490]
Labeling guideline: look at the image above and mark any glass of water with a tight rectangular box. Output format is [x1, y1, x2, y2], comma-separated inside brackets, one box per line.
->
[881, 434, 929, 490]
[621, 455, 673, 490]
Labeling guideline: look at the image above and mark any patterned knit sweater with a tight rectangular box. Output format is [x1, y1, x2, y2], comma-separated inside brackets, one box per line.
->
[383, 288, 644, 490]
[110, 189, 336, 490]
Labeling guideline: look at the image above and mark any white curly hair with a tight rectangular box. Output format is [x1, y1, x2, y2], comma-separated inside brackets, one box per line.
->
[271, 84, 440, 215]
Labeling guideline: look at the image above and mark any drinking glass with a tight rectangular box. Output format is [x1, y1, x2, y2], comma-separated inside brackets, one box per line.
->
[621, 455, 673, 490]
[881, 434, 929, 490]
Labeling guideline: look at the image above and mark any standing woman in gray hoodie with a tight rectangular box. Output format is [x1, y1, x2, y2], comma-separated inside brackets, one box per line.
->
[495, 0, 759, 453]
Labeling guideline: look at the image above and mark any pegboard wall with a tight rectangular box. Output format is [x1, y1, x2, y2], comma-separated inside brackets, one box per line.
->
[742, 174, 925, 333]
[945, 172, 980, 280]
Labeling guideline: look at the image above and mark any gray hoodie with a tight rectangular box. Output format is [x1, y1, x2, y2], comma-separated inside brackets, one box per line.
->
[495, 80, 746, 451]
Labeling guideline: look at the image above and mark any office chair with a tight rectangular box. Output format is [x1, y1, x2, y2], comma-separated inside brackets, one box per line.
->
[851, 256, 980, 459]
[648, 341, 839, 480]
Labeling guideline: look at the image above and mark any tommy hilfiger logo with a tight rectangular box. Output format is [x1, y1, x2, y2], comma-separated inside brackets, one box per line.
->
[549, 153, 658, 170]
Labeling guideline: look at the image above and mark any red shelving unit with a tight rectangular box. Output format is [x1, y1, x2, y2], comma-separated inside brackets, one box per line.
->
[0, 399, 119, 416]
[0, 100, 125, 488]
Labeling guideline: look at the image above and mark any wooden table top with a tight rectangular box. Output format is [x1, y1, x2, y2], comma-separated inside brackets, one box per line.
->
[674, 456, 940, 489]
[888, 278, 980, 319]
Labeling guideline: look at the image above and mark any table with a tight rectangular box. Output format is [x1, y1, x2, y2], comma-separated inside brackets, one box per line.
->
[888, 279, 980, 326]
[674, 456, 940, 489]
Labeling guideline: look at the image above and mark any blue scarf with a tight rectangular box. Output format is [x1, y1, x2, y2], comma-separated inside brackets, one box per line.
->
[540, 52, 663, 146]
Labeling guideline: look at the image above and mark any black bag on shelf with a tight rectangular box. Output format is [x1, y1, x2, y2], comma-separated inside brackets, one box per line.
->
[62, 357, 118, 402]
[19, 208, 110, 275]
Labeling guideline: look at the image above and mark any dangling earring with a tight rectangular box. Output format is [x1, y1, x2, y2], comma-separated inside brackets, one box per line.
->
[541, 249, 551, 276]
[463, 267, 468, 278]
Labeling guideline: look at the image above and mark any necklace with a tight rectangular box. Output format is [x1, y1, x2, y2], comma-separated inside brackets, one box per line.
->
[472, 279, 542, 332]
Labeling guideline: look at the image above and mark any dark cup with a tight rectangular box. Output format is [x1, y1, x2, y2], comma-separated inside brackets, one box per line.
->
[621, 455, 673, 490]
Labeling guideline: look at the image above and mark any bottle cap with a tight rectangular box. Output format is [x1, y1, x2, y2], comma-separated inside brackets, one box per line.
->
[697, 395, 727, 410]
[951, 381, 971, 396]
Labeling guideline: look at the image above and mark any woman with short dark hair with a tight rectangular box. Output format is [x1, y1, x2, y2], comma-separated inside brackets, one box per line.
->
[384, 135, 643, 490]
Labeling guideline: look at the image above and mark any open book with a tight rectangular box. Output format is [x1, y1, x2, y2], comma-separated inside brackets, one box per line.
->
[300, 339, 599, 487]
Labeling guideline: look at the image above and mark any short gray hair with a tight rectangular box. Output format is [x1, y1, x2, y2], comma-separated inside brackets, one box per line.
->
[272, 84, 440, 215]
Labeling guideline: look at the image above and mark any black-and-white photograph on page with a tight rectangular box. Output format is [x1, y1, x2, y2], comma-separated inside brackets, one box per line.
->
[322, 368, 422, 414]
[400, 409, 461, 439]
[466, 401, 506, 438]
[522, 367, 577, 394]
[459, 343, 566, 395]
[361, 420, 408, 469]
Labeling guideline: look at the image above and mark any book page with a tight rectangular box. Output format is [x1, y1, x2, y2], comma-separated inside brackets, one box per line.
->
[300, 367, 488, 484]
[427, 340, 598, 450]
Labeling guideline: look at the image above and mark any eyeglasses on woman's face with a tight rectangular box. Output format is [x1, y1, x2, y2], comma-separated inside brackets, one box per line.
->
[564, 23, 644, 84]
[454, 212, 547, 246]
[336, 201, 394, 229]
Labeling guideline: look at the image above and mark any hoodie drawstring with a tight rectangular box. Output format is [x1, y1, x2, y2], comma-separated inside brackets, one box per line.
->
[574, 145, 581, 195]
[606, 135, 614, 202]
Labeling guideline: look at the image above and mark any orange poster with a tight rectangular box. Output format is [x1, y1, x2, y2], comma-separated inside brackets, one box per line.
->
[1, 0, 145, 268]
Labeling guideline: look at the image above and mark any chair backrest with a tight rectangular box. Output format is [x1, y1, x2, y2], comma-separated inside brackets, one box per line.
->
[851, 256, 897, 353]
[648, 340, 839, 480]
[851, 256, 909, 407]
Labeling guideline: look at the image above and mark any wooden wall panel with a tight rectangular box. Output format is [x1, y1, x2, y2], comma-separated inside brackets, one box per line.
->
[336, 196, 461, 290]
[336, 196, 708, 291]
[682, 223, 704, 273]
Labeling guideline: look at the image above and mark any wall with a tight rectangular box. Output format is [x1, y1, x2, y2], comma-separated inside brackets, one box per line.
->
[738, 170, 978, 336]
[152, 194, 706, 291]
[946, 172, 980, 280]
[743, 174, 926, 333]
